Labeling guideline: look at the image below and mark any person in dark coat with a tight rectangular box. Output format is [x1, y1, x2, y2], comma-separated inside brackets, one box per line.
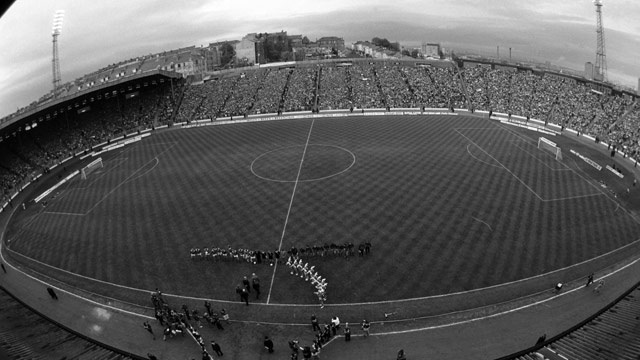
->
[143, 321, 155, 340]
[252, 273, 261, 299]
[243, 276, 251, 292]
[47, 287, 58, 300]
[210, 340, 223, 356]
[397, 349, 407, 360]
[344, 323, 351, 341]
[241, 287, 249, 305]
[585, 273, 594, 287]
[311, 314, 320, 331]
[264, 336, 274, 353]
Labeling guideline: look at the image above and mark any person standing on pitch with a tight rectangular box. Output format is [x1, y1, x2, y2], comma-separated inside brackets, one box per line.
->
[585, 273, 594, 287]
[143, 321, 155, 340]
[311, 314, 320, 331]
[264, 336, 274, 353]
[47, 287, 58, 300]
[210, 340, 223, 356]
[243, 276, 251, 293]
[361, 319, 370, 337]
[252, 273, 261, 299]
[344, 323, 351, 341]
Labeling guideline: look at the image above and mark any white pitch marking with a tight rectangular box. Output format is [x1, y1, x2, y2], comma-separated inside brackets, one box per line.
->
[542, 193, 605, 202]
[42, 144, 175, 217]
[471, 216, 493, 231]
[43, 211, 85, 216]
[510, 141, 571, 171]
[250, 144, 356, 183]
[466, 144, 502, 169]
[122, 157, 159, 184]
[266, 119, 315, 304]
[455, 129, 545, 201]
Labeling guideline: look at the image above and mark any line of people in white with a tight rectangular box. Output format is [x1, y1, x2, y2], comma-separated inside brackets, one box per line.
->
[286, 256, 327, 308]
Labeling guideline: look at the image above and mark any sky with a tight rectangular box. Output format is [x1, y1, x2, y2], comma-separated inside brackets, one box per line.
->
[0, 0, 639, 118]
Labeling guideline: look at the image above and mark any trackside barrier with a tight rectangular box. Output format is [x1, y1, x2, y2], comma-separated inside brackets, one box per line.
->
[79, 152, 94, 160]
[201, 109, 460, 127]
[606, 165, 624, 178]
[247, 113, 277, 119]
[34, 170, 80, 203]
[499, 119, 558, 136]
[569, 149, 602, 171]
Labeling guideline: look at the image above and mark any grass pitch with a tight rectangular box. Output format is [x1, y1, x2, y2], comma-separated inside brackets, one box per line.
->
[6, 115, 640, 306]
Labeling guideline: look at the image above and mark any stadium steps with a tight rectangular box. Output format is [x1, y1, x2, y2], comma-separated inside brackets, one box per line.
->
[216, 75, 239, 118]
[606, 100, 637, 133]
[510, 287, 640, 360]
[513, 355, 539, 360]
[543, 287, 640, 360]
[455, 66, 473, 110]
[0, 290, 134, 360]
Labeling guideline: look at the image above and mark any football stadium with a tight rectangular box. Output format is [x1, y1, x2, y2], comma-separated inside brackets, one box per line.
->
[1, 3, 640, 360]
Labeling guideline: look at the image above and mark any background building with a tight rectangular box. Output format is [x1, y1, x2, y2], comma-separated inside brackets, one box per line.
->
[234, 33, 259, 65]
[317, 36, 345, 51]
[421, 43, 441, 58]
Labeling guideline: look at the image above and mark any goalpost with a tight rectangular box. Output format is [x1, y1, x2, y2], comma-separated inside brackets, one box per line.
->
[538, 137, 563, 161]
[80, 157, 103, 180]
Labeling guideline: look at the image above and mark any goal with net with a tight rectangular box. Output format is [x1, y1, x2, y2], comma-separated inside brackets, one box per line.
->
[538, 137, 562, 161]
[80, 157, 103, 180]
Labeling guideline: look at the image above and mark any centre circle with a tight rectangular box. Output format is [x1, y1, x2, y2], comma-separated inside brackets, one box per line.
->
[250, 144, 356, 183]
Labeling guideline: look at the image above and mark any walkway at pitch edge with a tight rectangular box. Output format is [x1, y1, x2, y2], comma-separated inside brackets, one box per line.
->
[1, 239, 639, 359]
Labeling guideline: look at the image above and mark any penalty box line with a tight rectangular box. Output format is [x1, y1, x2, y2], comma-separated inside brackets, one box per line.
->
[40, 157, 132, 214]
[43, 143, 177, 217]
[509, 141, 571, 171]
[456, 129, 603, 203]
[455, 129, 544, 201]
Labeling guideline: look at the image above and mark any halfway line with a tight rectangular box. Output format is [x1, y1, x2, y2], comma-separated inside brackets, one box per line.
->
[266, 119, 315, 304]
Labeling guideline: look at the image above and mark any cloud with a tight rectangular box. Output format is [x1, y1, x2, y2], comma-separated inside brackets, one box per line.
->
[1, 0, 639, 118]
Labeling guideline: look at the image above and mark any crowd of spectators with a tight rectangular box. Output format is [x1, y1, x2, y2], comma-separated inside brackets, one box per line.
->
[376, 65, 414, 108]
[2, 62, 639, 199]
[252, 69, 290, 115]
[317, 66, 352, 110]
[348, 63, 386, 109]
[220, 71, 267, 118]
[0, 82, 177, 197]
[457, 64, 637, 157]
[282, 67, 318, 113]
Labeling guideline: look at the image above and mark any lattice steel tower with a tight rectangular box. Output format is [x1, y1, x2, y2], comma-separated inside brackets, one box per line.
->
[594, 0, 607, 82]
[51, 10, 64, 99]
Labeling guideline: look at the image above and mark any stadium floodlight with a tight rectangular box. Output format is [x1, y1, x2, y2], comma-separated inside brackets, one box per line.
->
[52, 10, 65, 35]
[52, 10, 65, 98]
[593, 0, 607, 82]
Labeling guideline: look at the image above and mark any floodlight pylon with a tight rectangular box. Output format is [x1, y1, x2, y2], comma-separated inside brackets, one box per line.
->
[594, 0, 607, 82]
[52, 10, 64, 98]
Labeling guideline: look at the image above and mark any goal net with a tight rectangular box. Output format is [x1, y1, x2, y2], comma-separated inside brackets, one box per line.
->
[538, 137, 563, 161]
[80, 157, 103, 180]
